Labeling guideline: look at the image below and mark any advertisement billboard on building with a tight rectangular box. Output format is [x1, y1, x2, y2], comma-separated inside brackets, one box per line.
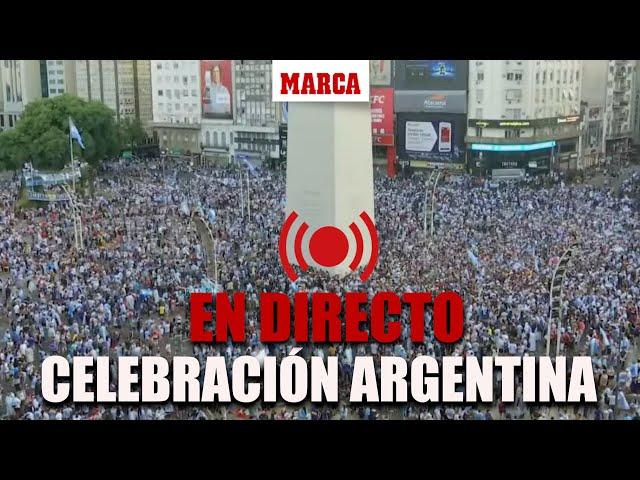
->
[200, 60, 233, 119]
[394, 60, 469, 91]
[369, 60, 392, 86]
[395, 90, 467, 114]
[371, 87, 394, 146]
[396, 112, 466, 163]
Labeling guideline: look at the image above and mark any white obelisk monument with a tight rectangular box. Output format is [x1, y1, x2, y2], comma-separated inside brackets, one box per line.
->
[285, 101, 375, 274]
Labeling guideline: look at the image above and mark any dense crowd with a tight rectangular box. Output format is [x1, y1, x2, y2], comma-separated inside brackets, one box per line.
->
[0, 158, 638, 420]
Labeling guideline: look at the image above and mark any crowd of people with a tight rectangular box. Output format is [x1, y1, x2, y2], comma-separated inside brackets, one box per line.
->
[0, 157, 638, 420]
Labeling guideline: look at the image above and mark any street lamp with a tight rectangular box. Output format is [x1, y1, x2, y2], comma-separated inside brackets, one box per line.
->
[423, 170, 442, 237]
[60, 183, 83, 251]
[546, 241, 580, 356]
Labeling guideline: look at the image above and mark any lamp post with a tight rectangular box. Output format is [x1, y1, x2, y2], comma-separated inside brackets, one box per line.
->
[546, 241, 580, 356]
[423, 170, 442, 237]
[60, 183, 83, 251]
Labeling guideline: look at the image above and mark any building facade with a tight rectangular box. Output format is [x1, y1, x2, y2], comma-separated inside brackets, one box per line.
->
[467, 60, 582, 176]
[0, 60, 42, 131]
[582, 60, 636, 167]
[40, 60, 76, 98]
[150, 60, 201, 155]
[230, 60, 281, 166]
[75, 60, 152, 124]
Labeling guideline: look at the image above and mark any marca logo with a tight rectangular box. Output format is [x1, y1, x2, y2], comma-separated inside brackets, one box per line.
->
[424, 94, 447, 110]
[272, 60, 370, 102]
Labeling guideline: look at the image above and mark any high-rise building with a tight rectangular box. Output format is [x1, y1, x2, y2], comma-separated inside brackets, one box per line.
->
[0, 60, 42, 130]
[39, 60, 76, 98]
[149, 60, 201, 155]
[582, 60, 636, 167]
[229, 60, 281, 165]
[75, 60, 152, 124]
[467, 60, 582, 176]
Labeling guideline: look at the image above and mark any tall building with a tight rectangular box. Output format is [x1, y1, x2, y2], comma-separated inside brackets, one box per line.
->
[0, 60, 42, 130]
[631, 62, 640, 148]
[582, 60, 636, 166]
[229, 60, 281, 165]
[150, 60, 201, 155]
[39, 60, 76, 98]
[75, 60, 152, 124]
[467, 60, 582, 176]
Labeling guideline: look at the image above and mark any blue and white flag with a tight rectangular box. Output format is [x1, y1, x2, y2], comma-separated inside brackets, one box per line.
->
[467, 248, 480, 269]
[207, 208, 217, 224]
[69, 117, 85, 149]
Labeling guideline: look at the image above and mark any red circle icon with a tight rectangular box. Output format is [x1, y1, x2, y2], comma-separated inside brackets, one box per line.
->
[309, 226, 349, 267]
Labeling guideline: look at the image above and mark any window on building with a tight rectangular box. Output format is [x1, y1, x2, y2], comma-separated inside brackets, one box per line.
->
[174, 62, 179, 69]
[175, 103, 179, 110]
[475, 127, 482, 137]
[166, 90, 172, 99]
[550, 72, 554, 82]
[536, 72, 540, 84]
[57, 79, 64, 84]
[191, 75, 197, 83]
[505, 89, 521, 102]
[505, 129, 520, 139]
[57, 70, 63, 75]
[0, 115, 4, 127]
[173, 76, 179, 83]
[49, 78, 56, 84]
[476, 89, 484, 103]
[182, 76, 188, 85]
[158, 90, 163, 96]
[543, 71, 547, 84]
[477, 72, 484, 82]
[514, 71, 523, 81]
[506, 72, 514, 81]
[58, 88, 64, 94]
[506, 109, 521, 119]
[221, 132, 226, 147]
[183, 89, 188, 97]
[476, 108, 483, 118]
[9, 116, 13, 127]
[56, 60, 63, 65]
[213, 131, 219, 147]
[157, 63, 162, 70]
[191, 89, 197, 97]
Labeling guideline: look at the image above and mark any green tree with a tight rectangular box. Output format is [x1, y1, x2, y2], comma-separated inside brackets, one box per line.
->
[0, 94, 120, 170]
[118, 117, 148, 151]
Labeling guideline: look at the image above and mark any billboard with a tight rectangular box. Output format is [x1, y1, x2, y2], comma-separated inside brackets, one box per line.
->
[371, 87, 394, 146]
[394, 60, 469, 91]
[396, 112, 466, 163]
[395, 90, 467, 114]
[201, 60, 233, 119]
[369, 60, 392, 86]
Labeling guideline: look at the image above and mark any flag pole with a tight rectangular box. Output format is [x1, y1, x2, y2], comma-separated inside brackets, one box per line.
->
[69, 117, 75, 192]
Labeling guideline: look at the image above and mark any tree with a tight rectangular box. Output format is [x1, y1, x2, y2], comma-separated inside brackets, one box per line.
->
[118, 117, 148, 151]
[0, 94, 120, 170]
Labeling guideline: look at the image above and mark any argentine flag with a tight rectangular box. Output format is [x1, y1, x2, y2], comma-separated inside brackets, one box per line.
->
[69, 117, 85, 149]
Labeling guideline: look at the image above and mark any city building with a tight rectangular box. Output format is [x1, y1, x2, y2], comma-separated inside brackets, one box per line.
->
[394, 60, 469, 171]
[75, 60, 153, 124]
[370, 60, 395, 175]
[0, 60, 42, 130]
[150, 60, 201, 155]
[229, 60, 281, 166]
[39, 60, 76, 98]
[632, 62, 640, 148]
[581, 60, 636, 167]
[467, 60, 582, 177]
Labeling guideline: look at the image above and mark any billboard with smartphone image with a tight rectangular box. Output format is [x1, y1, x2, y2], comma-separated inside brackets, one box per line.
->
[396, 112, 465, 163]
